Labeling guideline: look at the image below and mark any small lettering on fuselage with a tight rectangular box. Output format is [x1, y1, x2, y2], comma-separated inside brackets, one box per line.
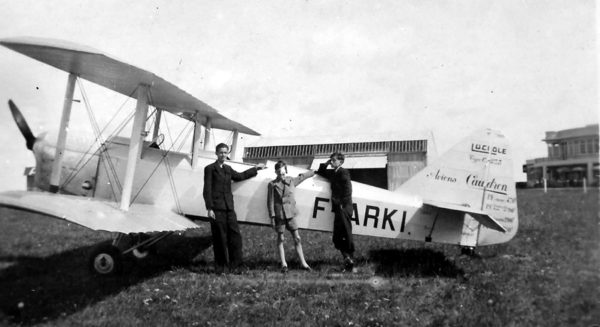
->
[471, 143, 507, 156]
[426, 169, 457, 183]
[469, 154, 502, 166]
[466, 174, 508, 195]
[312, 197, 406, 232]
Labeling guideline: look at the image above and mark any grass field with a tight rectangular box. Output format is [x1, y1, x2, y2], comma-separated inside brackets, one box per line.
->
[0, 188, 598, 326]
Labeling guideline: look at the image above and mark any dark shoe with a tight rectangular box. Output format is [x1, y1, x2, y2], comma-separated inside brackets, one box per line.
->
[214, 266, 226, 275]
[343, 257, 355, 272]
[189, 264, 207, 273]
[281, 265, 288, 273]
[301, 265, 312, 272]
[231, 264, 248, 275]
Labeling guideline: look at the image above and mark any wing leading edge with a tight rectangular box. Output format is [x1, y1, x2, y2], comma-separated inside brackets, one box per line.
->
[0, 191, 199, 233]
[0, 36, 259, 135]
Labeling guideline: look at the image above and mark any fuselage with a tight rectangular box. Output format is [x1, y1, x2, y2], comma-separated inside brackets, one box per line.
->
[31, 132, 517, 247]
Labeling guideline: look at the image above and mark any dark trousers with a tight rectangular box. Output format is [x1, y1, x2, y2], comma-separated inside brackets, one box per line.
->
[210, 210, 243, 269]
[333, 204, 355, 257]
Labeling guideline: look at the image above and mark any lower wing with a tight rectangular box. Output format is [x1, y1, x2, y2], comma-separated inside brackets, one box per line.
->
[0, 190, 199, 233]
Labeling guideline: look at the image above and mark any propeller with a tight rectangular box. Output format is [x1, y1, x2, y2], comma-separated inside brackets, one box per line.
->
[8, 100, 36, 150]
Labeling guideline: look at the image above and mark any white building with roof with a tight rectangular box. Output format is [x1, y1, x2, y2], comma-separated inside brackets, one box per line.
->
[523, 124, 599, 187]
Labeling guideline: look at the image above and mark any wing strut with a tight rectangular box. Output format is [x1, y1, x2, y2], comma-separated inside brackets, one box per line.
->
[192, 116, 203, 170]
[230, 130, 240, 161]
[120, 85, 149, 211]
[203, 118, 212, 151]
[151, 108, 162, 142]
[50, 73, 77, 193]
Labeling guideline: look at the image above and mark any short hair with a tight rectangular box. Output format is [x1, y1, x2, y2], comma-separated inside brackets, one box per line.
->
[330, 151, 345, 162]
[274, 160, 288, 173]
[215, 143, 229, 152]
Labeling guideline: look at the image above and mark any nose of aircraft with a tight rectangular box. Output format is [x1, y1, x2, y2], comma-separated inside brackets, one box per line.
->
[8, 99, 36, 150]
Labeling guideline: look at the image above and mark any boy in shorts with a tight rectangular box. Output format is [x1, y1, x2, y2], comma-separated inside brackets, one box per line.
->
[267, 161, 314, 273]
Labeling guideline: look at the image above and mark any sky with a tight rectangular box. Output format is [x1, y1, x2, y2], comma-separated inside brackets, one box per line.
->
[0, 0, 597, 190]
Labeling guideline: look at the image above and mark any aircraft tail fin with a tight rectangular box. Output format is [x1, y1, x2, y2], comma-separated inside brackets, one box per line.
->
[398, 129, 518, 245]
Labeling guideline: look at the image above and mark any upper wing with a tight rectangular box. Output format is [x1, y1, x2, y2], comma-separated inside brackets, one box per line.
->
[0, 190, 200, 233]
[423, 199, 507, 233]
[0, 36, 259, 136]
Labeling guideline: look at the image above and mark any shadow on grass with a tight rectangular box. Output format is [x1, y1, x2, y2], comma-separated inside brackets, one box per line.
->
[0, 234, 212, 325]
[237, 247, 466, 279]
[369, 248, 464, 278]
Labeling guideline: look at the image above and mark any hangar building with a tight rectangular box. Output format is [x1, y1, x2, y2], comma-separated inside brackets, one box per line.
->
[243, 134, 429, 191]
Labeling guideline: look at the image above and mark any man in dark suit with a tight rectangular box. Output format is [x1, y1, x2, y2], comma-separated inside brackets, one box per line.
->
[317, 151, 356, 272]
[203, 143, 265, 274]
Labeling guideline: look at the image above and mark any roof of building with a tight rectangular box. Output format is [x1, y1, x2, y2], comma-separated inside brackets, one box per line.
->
[543, 124, 599, 142]
[247, 131, 431, 147]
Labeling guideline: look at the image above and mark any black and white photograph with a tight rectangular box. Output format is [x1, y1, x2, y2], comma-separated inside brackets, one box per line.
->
[0, 1, 597, 326]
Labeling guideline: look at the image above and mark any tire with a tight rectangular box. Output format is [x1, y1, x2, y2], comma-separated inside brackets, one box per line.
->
[132, 248, 150, 259]
[128, 233, 156, 260]
[88, 241, 123, 275]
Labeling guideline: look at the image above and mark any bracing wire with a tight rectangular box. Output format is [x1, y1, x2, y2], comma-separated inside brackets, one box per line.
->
[163, 113, 175, 150]
[130, 92, 194, 214]
[225, 131, 233, 146]
[61, 79, 137, 199]
[98, 153, 119, 201]
[131, 88, 192, 213]
[61, 79, 136, 194]
[162, 124, 194, 214]
[78, 80, 123, 194]
[58, 80, 195, 214]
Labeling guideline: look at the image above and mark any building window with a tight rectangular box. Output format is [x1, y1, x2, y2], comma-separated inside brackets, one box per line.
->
[580, 140, 586, 154]
[587, 139, 594, 154]
[595, 138, 599, 153]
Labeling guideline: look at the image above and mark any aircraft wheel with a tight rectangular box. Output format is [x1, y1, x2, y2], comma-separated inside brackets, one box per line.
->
[88, 242, 123, 275]
[128, 233, 156, 260]
[132, 248, 150, 259]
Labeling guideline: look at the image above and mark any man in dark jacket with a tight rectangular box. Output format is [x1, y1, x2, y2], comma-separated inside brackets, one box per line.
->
[203, 143, 265, 274]
[317, 151, 356, 272]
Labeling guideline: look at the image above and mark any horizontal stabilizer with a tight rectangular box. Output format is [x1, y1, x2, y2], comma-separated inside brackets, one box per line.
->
[424, 199, 507, 233]
[0, 191, 200, 233]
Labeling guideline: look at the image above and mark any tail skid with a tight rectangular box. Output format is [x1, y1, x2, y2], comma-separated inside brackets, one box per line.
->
[398, 129, 518, 246]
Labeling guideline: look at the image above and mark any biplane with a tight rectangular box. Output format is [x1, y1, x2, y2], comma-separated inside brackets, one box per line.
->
[0, 37, 518, 275]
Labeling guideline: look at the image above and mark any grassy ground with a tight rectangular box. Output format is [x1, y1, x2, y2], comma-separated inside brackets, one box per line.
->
[0, 188, 598, 326]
